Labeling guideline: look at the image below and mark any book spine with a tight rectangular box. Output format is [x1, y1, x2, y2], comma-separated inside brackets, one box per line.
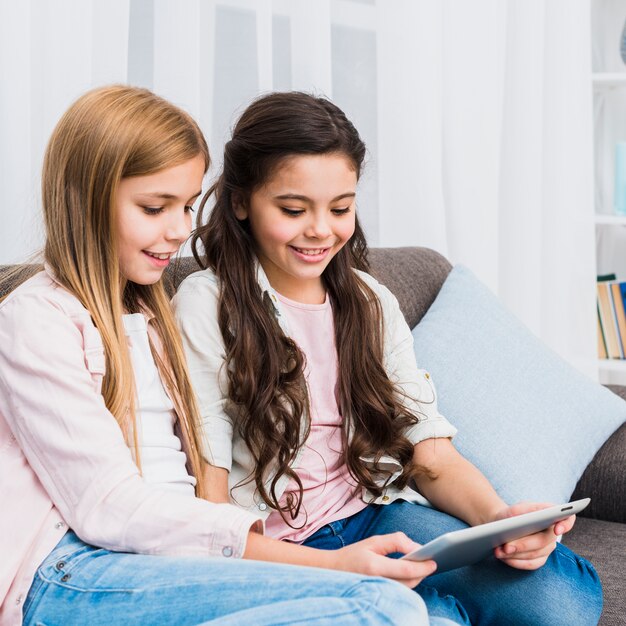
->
[618, 281, 626, 351]
[597, 306, 608, 359]
[597, 282, 621, 359]
[610, 283, 626, 358]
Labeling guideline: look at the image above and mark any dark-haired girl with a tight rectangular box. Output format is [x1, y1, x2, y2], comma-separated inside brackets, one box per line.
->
[173, 91, 603, 626]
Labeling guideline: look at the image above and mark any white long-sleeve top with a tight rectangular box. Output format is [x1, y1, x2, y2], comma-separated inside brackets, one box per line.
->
[172, 263, 457, 522]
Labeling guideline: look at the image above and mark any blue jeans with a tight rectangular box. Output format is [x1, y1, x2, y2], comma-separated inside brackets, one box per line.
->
[303, 502, 603, 626]
[23, 530, 446, 626]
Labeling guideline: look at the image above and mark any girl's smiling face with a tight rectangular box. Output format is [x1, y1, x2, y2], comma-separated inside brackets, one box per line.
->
[235, 153, 357, 304]
[115, 154, 205, 285]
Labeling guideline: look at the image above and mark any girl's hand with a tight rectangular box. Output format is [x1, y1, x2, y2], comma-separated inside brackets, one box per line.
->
[491, 502, 576, 570]
[329, 532, 437, 588]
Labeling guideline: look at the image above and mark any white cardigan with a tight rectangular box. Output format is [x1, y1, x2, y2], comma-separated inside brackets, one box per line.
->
[172, 263, 457, 521]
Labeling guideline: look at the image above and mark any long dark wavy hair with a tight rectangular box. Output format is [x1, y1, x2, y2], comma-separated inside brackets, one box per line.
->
[192, 91, 421, 523]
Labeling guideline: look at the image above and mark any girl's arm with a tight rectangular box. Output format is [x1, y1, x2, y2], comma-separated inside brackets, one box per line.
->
[202, 463, 230, 503]
[244, 529, 436, 588]
[412, 437, 576, 570]
[361, 273, 458, 443]
[172, 273, 235, 503]
[411, 437, 506, 526]
[371, 275, 575, 570]
[0, 293, 258, 559]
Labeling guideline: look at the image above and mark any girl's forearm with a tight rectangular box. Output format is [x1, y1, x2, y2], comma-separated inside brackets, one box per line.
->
[412, 438, 507, 526]
[243, 531, 338, 569]
[201, 463, 230, 503]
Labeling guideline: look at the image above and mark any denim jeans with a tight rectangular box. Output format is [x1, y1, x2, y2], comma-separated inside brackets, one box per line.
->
[23, 530, 447, 626]
[303, 502, 603, 626]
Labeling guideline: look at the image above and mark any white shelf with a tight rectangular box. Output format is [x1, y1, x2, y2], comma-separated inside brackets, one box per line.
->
[598, 358, 626, 372]
[592, 72, 626, 88]
[595, 214, 626, 225]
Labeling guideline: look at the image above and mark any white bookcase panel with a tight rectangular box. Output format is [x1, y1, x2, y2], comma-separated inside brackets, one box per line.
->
[592, 0, 626, 383]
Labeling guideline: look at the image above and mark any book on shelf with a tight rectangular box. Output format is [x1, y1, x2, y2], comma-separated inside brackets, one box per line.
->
[611, 283, 626, 356]
[597, 310, 608, 359]
[596, 274, 626, 359]
[597, 282, 621, 358]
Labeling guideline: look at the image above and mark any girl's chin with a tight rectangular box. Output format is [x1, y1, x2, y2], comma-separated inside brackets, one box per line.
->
[120, 267, 166, 286]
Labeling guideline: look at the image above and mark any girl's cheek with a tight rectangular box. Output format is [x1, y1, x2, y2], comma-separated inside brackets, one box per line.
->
[340, 221, 356, 241]
[268, 223, 298, 243]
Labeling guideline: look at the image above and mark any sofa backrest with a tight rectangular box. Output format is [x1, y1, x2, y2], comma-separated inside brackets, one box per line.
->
[0, 246, 452, 329]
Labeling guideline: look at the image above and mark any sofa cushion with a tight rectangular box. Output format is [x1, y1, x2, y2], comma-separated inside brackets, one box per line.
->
[411, 265, 626, 505]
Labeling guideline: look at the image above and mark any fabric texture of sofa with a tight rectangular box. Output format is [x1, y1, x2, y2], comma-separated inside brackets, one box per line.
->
[1, 246, 624, 624]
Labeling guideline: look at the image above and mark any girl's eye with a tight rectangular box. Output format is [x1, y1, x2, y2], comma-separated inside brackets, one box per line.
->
[281, 207, 305, 217]
[184, 205, 195, 213]
[332, 207, 351, 215]
[143, 206, 164, 215]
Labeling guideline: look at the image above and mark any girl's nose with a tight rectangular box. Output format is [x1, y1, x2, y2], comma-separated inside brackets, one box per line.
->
[166, 209, 192, 243]
[305, 214, 332, 239]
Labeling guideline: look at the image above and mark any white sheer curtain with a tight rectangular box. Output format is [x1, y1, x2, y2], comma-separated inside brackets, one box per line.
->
[0, 0, 596, 376]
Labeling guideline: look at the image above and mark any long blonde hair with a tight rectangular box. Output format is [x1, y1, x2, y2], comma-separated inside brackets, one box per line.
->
[42, 85, 210, 497]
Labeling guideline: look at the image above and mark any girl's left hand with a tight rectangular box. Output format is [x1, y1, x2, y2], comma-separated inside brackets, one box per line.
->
[491, 501, 576, 570]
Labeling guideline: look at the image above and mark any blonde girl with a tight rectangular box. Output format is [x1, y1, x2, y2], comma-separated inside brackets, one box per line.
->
[173, 91, 603, 626]
[0, 85, 436, 626]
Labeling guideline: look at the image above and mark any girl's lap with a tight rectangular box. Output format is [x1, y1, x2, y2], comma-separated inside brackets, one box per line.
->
[305, 502, 603, 626]
[23, 531, 428, 626]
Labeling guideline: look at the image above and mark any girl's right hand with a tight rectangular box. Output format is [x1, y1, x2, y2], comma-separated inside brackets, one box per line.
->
[330, 532, 437, 588]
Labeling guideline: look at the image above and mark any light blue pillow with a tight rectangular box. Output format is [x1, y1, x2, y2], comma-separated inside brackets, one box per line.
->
[411, 265, 626, 505]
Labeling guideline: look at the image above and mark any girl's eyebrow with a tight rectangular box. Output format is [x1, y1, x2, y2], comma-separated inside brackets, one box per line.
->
[274, 192, 356, 203]
[136, 190, 202, 201]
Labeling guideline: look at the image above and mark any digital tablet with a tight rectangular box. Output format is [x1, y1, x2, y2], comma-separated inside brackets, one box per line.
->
[401, 498, 590, 574]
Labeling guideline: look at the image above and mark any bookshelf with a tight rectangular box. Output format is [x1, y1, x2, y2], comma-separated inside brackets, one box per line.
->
[595, 215, 626, 226]
[592, 73, 626, 88]
[592, 1, 626, 384]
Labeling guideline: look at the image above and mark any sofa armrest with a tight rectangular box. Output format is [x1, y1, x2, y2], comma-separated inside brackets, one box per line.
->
[571, 385, 626, 523]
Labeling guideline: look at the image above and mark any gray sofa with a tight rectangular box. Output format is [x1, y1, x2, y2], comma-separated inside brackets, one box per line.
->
[2, 246, 624, 624]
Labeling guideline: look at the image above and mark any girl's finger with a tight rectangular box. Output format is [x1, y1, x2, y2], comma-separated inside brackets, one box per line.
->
[553, 515, 576, 536]
[500, 555, 550, 570]
[499, 526, 556, 555]
[368, 531, 421, 556]
[498, 501, 553, 519]
[496, 541, 555, 561]
[371, 554, 437, 585]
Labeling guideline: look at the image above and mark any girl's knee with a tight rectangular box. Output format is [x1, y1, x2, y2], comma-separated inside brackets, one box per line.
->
[508, 546, 603, 626]
[350, 578, 429, 626]
[417, 584, 471, 626]
[554, 544, 602, 607]
[556, 547, 603, 625]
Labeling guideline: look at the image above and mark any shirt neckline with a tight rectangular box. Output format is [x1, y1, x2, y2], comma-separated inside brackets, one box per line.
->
[276, 291, 330, 311]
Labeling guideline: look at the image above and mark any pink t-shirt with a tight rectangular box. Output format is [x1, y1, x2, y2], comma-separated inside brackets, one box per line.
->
[265, 293, 368, 542]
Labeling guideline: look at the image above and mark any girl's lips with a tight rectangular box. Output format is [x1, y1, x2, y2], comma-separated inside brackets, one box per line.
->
[289, 246, 331, 263]
[142, 250, 172, 268]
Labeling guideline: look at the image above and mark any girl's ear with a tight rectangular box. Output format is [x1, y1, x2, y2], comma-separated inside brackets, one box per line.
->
[232, 191, 248, 221]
